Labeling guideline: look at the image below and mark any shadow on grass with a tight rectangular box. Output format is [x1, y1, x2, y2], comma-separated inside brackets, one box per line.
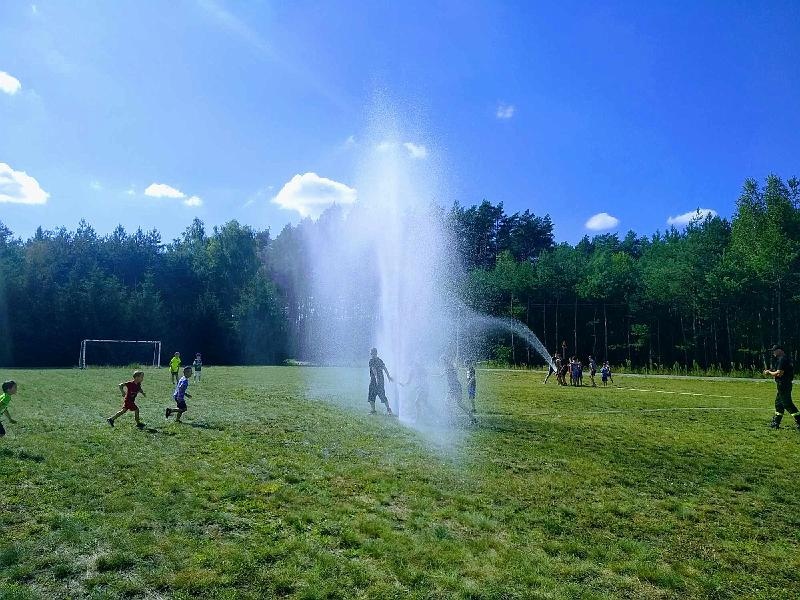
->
[142, 427, 176, 436]
[0, 447, 45, 462]
[186, 421, 225, 431]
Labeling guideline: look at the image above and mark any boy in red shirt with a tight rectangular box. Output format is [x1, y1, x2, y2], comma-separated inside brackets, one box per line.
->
[107, 370, 147, 429]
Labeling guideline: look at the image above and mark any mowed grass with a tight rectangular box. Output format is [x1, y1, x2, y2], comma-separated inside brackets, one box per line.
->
[1, 366, 799, 599]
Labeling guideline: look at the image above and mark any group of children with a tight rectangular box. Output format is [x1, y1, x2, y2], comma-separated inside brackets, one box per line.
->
[544, 353, 613, 387]
[106, 351, 203, 429]
[367, 347, 478, 425]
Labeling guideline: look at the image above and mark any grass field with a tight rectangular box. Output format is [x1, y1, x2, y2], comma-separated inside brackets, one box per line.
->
[1, 366, 799, 599]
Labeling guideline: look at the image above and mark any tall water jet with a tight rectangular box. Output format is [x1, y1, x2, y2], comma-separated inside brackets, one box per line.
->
[297, 106, 554, 434]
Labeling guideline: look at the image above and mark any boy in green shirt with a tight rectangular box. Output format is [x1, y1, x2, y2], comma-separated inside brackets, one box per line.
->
[0, 380, 18, 437]
[169, 352, 181, 385]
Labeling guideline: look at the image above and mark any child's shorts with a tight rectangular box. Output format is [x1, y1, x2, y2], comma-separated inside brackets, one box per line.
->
[174, 398, 187, 411]
[124, 398, 139, 411]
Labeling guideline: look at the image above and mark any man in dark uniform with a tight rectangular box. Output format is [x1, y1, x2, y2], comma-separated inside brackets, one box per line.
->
[764, 344, 799, 429]
[368, 347, 394, 416]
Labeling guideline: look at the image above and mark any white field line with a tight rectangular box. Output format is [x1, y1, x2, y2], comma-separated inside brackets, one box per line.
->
[485, 406, 765, 418]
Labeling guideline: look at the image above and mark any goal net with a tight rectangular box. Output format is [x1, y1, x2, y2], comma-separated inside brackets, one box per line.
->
[79, 339, 161, 369]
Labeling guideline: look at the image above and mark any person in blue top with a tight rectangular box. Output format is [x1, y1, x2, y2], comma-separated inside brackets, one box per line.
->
[588, 356, 597, 387]
[601, 362, 612, 386]
[166, 366, 193, 422]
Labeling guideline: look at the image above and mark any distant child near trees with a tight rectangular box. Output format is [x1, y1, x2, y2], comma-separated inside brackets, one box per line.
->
[193, 353, 203, 382]
[544, 353, 559, 384]
[588, 356, 597, 387]
[0, 380, 19, 436]
[166, 366, 193, 422]
[107, 371, 146, 429]
[169, 352, 181, 385]
[466, 361, 477, 414]
[601, 362, 613, 386]
[577, 360, 584, 386]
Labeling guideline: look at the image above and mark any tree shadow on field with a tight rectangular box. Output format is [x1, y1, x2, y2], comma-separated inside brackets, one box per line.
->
[0, 447, 45, 462]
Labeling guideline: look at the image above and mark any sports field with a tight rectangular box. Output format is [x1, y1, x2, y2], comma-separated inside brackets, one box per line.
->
[1, 367, 798, 599]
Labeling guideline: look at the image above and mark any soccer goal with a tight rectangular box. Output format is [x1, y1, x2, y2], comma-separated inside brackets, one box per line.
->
[78, 339, 162, 369]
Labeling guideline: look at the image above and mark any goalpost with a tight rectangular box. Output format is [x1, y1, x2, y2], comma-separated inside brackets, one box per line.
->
[79, 339, 162, 369]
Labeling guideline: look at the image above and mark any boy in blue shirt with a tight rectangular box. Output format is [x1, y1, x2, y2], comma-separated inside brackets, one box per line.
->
[166, 366, 193, 422]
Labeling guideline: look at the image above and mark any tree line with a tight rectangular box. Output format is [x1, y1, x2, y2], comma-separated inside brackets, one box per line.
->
[0, 174, 797, 371]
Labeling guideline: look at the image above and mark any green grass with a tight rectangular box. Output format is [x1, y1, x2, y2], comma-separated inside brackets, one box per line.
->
[1, 366, 799, 599]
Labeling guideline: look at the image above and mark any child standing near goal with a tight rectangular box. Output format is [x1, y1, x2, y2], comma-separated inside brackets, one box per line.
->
[166, 366, 193, 422]
[192, 353, 203, 382]
[169, 352, 181, 385]
[0, 380, 19, 436]
[107, 371, 146, 429]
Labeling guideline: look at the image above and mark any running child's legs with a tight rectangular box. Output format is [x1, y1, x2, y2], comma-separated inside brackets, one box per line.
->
[109, 408, 128, 422]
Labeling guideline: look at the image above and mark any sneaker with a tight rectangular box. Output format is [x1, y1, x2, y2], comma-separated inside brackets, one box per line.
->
[107, 418, 114, 427]
[136, 422, 145, 429]
[769, 419, 781, 429]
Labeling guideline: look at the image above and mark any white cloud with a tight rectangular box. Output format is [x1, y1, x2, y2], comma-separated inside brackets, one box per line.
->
[496, 102, 515, 119]
[125, 187, 135, 196]
[403, 142, 428, 159]
[31, 4, 38, 15]
[0, 71, 22, 95]
[667, 208, 718, 227]
[585, 212, 620, 231]
[90, 180, 102, 191]
[144, 182, 186, 199]
[376, 141, 395, 152]
[0, 162, 49, 204]
[272, 172, 356, 219]
[144, 182, 202, 208]
[342, 135, 356, 149]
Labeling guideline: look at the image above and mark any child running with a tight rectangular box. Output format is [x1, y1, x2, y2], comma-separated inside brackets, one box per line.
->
[368, 348, 394, 416]
[544, 353, 559, 384]
[166, 366, 193, 422]
[107, 371, 146, 429]
[193, 353, 203, 382]
[169, 352, 181, 385]
[466, 361, 477, 414]
[0, 380, 19, 437]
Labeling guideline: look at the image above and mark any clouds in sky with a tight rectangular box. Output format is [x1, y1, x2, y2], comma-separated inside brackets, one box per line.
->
[496, 102, 515, 119]
[272, 172, 356, 219]
[0, 71, 22, 95]
[667, 208, 717, 226]
[0, 162, 49, 204]
[585, 212, 620, 231]
[144, 182, 203, 207]
[403, 142, 428, 159]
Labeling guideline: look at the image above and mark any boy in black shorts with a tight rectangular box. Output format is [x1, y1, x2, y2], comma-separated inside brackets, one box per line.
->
[368, 348, 394, 415]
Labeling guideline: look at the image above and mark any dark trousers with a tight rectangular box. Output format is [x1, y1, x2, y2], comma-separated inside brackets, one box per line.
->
[775, 387, 799, 423]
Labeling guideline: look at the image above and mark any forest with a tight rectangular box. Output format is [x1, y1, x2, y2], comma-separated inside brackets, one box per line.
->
[1, 174, 798, 372]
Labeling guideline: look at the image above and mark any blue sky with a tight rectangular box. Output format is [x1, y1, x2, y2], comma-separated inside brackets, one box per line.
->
[1, 0, 799, 243]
